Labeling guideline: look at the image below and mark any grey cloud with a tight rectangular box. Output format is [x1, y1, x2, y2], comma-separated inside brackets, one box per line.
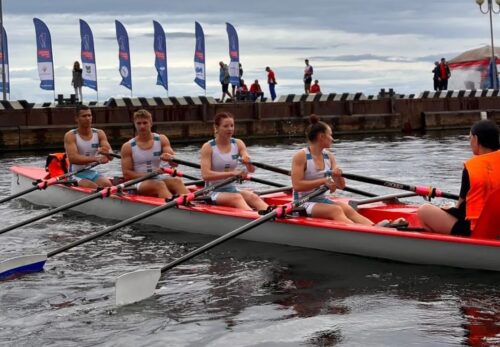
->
[309, 54, 415, 63]
[141, 32, 195, 39]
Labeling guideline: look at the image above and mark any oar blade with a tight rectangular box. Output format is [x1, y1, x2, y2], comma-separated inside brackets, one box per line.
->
[0, 254, 47, 279]
[115, 268, 161, 306]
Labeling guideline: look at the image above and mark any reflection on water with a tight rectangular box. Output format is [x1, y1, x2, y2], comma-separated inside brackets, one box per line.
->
[0, 131, 499, 346]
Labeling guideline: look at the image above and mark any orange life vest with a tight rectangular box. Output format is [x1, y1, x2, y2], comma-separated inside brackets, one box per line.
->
[45, 152, 69, 179]
[464, 150, 500, 230]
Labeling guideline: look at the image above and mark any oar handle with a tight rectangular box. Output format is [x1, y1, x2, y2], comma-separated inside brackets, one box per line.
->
[171, 157, 201, 169]
[342, 173, 459, 200]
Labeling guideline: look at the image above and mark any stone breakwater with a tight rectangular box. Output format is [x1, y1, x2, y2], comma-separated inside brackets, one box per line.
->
[1, 90, 500, 151]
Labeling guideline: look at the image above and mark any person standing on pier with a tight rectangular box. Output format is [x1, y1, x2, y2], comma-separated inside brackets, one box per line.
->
[266, 66, 277, 101]
[72, 61, 83, 102]
[219, 61, 232, 102]
[121, 109, 189, 199]
[64, 105, 113, 188]
[303, 59, 313, 94]
[432, 61, 440, 91]
[438, 58, 451, 90]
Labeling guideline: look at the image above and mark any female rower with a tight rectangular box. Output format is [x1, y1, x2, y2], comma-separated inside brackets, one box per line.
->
[418, 119, 500, 235]
[291, 114, 375, 225]
[200, 112, 269, 211]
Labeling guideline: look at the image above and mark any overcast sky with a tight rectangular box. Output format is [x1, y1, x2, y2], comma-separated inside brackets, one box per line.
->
[2, 0, 498, 102]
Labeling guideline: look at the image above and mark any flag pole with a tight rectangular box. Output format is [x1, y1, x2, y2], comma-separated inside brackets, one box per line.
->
[0, 0, 6, 101]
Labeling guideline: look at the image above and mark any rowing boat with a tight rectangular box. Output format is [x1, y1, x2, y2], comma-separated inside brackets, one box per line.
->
[7, 166, 500, 272]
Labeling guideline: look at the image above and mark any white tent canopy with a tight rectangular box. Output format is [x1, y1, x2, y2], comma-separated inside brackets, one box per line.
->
[448, 45, 499, 90]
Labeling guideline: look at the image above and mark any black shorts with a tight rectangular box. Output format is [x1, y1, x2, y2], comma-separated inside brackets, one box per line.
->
[304, 76, 312, 84]
[444, 207, 471, 236]
[221, 83, 229, 93]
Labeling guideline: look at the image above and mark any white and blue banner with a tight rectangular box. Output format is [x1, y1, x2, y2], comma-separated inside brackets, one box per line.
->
[226, 22, 240, 87]
[33, 18, 54, 91]
[115, 20, 132, 90]
[194, 21, 205, 90]
[79, 19, 98, 91]
[0, 25, 9, 94]
[153, 20, 168, 91]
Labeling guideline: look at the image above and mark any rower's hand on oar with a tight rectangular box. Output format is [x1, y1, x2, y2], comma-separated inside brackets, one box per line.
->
[325, 177, 337, 193]
[240, 155, 256, 173]
[98, 149, 114, 161]
[161, 153, 178, 166]
[95, 154, 110, 165]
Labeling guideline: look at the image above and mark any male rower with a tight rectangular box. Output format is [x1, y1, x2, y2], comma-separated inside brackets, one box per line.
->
[64, 104, 114, 188]
[121, 109, 189, 199]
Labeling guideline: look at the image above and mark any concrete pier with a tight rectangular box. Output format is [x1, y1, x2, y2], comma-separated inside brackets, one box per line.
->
[1, 90, 500, 151]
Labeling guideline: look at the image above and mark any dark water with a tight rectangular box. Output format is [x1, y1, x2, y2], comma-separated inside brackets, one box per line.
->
[1, 133, 499, 347]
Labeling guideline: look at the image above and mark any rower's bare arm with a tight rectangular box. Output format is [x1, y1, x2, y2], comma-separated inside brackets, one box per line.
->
[200, 143, 236, 181]
[96, 130, 111, 163]
[329, 153, 345, 189]
[160, 135, 175, 161]
[121, 142, 141, 180]
[291, 151, 329, 191]
[64, 131, 99, 165]
[236, 139, 255, 173]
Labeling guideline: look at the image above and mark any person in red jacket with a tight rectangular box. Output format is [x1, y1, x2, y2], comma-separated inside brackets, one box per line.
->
[417, 119, 500, 235]
[249, 79, 264, 101]
[265, 66, 277, 101]
[310, 80, 321, 94]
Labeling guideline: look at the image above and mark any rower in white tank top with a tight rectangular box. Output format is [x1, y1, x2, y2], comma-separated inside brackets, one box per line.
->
[128, 133, 162, 173]
[293, 147, 334, 216]
[206, 137, 240, 191]
[293, 147, 332, 200]
[70, 128, 99, 172]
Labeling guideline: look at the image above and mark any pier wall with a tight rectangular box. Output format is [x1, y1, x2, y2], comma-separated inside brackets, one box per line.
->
[1, 90, 500, 151]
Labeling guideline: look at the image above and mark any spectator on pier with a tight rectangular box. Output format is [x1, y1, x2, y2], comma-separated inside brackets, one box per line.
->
[64, 104, 113, 188]
[250, 79, 264, 101]
[219, 61, 232, 102]
[310, 80, 321, 94]
[266, 66, 277, 101]
[432, 61, 440, 91]
[72, 61, 83, 102]
[303, 59, 313, 94]
[236, 79, 249, 101]
[121, 109, 189, 199]
[232, 62, 244, 97]
[418, 119, 500, 236]
[438, 58, 451, 90]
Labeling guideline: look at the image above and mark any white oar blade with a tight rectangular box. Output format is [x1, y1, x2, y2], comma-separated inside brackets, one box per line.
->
[0, 254, 47, 279]
[115, 268, 161, 306]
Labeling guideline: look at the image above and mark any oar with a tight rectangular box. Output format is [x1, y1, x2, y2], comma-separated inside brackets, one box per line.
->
[348, 192, 418, 209]
[0, 176, 238, 280]
[340, 173, 459, 200]
[248, 160, 377, 198]
[172, 157, 286, 188]
[0, 167, 181, 236]
[256, 186, 293, 195]
[0, 162, 100, 205]
[114, 185, 329, 306]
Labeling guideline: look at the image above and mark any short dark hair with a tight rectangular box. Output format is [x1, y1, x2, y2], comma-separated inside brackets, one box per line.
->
[75, 104, 90, 116]
[471, 119, 500, 150]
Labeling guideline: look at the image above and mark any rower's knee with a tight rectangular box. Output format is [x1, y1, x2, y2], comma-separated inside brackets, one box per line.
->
[328, 205, 345, 219]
